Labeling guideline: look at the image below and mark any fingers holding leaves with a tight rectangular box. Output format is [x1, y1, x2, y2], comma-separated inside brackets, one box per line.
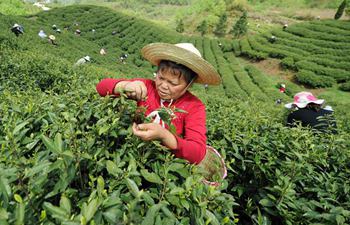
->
[124, 81, 147, 101]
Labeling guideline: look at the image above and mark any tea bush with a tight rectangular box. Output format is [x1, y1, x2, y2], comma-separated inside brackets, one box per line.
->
[0, 88, 238, 225]
[1, 4, 350, 225]
[205, 97, 350, 225]
[296, 70, 336, 88]
[339, 81, 350, 92]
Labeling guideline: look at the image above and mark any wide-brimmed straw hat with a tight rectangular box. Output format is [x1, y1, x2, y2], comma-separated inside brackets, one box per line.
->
[285, 91, 324, 109]
[141, 43, 221, 85]
[48, 35, 56, 40]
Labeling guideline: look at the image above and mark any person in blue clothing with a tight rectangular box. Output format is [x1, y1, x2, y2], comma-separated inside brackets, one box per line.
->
[285, 91, 337, 133]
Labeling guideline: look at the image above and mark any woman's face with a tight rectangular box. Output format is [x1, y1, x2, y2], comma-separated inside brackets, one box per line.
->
[155, 69, 188, 100]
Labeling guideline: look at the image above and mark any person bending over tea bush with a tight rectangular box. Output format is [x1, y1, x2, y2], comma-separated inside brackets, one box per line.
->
[285, 91, 337, 133]
[74, 55, 91, 66]
[96, 43, 221, 164]
[11, 23, 24, 37]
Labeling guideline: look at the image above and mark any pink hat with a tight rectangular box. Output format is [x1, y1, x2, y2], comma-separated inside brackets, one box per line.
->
[285, 91, 324, 109]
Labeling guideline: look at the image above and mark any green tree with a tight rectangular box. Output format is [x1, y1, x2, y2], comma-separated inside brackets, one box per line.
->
[176, 19, 185, 33]
[213, 13, 227, 37]
[334, 0, 348, 20]
[230, 11, 248, 38]
[196, 20, 208, 36]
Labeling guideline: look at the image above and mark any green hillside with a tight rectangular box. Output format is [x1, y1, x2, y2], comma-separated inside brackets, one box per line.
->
[236, 18, 350, 113]
[1, 5, 350, 225]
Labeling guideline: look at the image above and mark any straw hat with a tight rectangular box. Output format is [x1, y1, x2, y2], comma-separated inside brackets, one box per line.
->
[48, 35, 55, 40]
[141, 43, 221, 85]
[285, 91, 324, 109]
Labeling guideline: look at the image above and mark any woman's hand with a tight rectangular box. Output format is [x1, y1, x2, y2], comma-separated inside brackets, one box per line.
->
[123, 81, 147, 100]
[132, 123, 164, 141]
[132, 123, 178, 149]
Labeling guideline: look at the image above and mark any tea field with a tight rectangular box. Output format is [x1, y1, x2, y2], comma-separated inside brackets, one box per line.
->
[1, 5, 350, 225]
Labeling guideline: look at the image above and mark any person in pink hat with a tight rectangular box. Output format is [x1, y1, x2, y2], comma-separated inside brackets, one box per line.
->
[285, 92, 336, 133]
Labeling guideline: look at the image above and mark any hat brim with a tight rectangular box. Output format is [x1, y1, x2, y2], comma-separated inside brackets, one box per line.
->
[285, 99, 324, 109]
[141, 43, 221, 85]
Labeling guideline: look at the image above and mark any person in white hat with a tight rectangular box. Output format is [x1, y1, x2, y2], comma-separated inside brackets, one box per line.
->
[74, 56, 91, 66]
[96, 43, 221, 164]
[100, 48, 106, 55]
[48, 35, 57, 45]
[11, 23, 24, 37]
[38, 30, 47, 39]
[285, 91, 336, 133]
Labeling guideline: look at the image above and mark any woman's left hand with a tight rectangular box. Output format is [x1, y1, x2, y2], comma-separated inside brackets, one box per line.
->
[132, 123, 165, 141]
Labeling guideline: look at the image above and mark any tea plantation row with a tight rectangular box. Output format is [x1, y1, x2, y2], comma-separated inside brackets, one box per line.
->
[237, 20, 350, 90]
[1, 5, 350, 225]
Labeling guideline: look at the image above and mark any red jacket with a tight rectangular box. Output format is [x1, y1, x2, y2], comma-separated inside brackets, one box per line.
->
[96, 78, 207, 164]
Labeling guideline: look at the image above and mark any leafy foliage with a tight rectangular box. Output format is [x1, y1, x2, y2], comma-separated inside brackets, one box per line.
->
[296, 70, 336, 88]
[1, 4, 350, 225]
[231, 11, 248, 38]
[176, 19, 185, 33]
[196, 20, 208, 36]
[334, 0, 348, 20]
[339, 81, 350, 91]
[213, 13, 228, 37]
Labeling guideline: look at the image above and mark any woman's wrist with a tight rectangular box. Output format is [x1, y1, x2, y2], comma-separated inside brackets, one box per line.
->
[160, 128, 178, 150]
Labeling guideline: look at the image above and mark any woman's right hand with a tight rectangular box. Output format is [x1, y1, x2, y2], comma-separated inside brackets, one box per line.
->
[120, 81, 147, 101]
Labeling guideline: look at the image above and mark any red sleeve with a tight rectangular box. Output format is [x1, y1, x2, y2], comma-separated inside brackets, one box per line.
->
[96, 78, 124, 97]
[173, 103, 207, 164]
[96, 78, 152, 97]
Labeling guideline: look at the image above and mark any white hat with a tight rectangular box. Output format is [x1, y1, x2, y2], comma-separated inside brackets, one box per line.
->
[48, 35, 56, 40]
[84, 56, 91, 61]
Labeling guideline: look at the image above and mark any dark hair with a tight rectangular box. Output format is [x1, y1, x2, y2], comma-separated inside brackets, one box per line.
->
[157, 60, 197, 84]
[306, 103, 322, 112]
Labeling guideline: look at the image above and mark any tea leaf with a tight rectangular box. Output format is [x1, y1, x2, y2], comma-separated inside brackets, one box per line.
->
[60, 195, 71, 215]
[141, 169, 163, 184]
[141, 203, 164, 225]
[13, 121, 29, 135]
[126, 178, 140, 198]
[82, 198, 99, 223]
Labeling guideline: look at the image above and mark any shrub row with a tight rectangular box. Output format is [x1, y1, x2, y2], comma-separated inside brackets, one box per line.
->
[296, 70, 336, 88]
[244, 65, 292, 102]
[339, 81, 350, 92]
[263, 32, 350, 57]
[302, 22, 350, 37]
[240, 38, 268, 60]
[280, 57, 297, 70]
[286, 25, 350, 43]
[271, 29, 350, 50]
[247, 35, 306, 61]
[295, 60, 350, 82]
[233, 71, 268, 101]
[214, 50, 247, 98]
[313, 19, 350, 30]
[231, 40, 241, 56]
[305, 56, 350, 72]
